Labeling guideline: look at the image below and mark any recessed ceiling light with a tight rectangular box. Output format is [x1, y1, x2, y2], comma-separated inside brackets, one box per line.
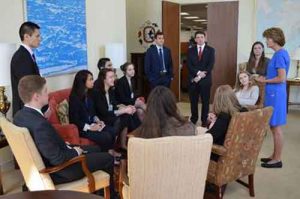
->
[184, 16, 199, 19]
[180, 12, 189, 15]
[193, 19, 207, 22]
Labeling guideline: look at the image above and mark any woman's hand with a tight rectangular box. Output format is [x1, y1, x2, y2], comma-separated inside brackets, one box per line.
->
[90, 123, 102, 131]
[255, 76, 266, 83]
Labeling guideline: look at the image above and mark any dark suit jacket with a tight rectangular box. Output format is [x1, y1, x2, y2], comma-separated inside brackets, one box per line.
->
[144, 44, 173, 86]
[115, 76, 138, 105]
[187, 44, 215, 85]
[13, 107, 78, 167]
[69, 93, 97, 131]
[92, 88, 118, 126]
[11, 46, 40, 116]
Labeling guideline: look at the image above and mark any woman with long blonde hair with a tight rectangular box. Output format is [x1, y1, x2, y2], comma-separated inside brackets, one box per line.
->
[234, 71, 259, 106]
[206, 85, 247, 161]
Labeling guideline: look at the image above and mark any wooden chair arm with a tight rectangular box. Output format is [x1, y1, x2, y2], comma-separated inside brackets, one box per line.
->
[212, 144, 227, 156]
[39, 155, 95, 193]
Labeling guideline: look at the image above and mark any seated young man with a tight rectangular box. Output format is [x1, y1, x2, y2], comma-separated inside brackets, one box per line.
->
[13, 75, 118, 199]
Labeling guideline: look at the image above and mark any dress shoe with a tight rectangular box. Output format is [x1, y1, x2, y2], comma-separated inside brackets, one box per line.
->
[260, 158, 272, 163]
[261, 161, 282, 168]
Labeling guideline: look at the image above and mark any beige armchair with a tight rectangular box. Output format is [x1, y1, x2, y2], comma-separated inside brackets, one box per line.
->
[121, 134, 213, 199]
[0, 118, 110, 199]
[206, 107, 273, 198]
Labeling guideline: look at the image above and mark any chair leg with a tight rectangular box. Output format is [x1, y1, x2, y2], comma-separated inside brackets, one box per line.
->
[216, 184, 227, 199]
[248, 174, 255, 197]
[104, 186, 110, 199]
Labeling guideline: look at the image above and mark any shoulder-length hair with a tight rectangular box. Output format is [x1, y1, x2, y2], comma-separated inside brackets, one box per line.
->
[246, 41, 267, 73]
[234, 71, 256, 91]
[70, 70, 93, 100]
[136, 86, 186, 138]
[96, 68, 115, 94]
[212, 85, 241, 116]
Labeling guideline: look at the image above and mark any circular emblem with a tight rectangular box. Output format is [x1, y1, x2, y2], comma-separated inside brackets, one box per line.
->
[138, 20, 160, 49]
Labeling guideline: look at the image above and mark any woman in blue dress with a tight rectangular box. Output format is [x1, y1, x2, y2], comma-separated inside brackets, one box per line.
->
[256, 27, 290, 168]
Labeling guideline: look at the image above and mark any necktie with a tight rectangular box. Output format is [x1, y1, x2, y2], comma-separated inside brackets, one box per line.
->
[198, 46, 202, 61]
[159, 48, 166, 72]
[32, 53, 36, 62]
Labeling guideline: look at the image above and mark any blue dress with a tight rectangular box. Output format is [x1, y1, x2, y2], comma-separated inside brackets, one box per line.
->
[264, 49, 290, 127]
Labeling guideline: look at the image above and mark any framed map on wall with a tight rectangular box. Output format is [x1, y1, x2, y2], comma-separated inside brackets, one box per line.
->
[256, 0, 300, 55]
[26, 0, 87, 77]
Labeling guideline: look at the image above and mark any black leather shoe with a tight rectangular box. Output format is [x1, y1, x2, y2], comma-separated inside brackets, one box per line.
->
[261, 161, 282, 168]
[260, 158, 272, 163]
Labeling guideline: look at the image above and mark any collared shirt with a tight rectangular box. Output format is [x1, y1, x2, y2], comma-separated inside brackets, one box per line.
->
[24, 104, 43, 116]
[156, 45, 166, 72]
[197, 43, 205, 54]
[21, 43, 34, 57]
[126, 76, 134, 99]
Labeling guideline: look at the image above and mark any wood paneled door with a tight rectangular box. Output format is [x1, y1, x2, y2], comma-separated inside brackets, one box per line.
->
[162, 1, 180, 99]
[207, 1, 239, 102]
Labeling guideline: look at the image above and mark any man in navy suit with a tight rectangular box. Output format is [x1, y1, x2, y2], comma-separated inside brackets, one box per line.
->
[187, 31, 215, 126]
[10, 21, 41, 116]
[14, 75, 118, 198]
[144, 31, 173, 88]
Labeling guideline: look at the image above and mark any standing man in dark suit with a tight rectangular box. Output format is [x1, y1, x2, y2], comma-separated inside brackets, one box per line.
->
[144, 31, 173, 88]
[14, 75, 118, 199]
[10, 21, 41, 116]
[187, 31, 215, 126]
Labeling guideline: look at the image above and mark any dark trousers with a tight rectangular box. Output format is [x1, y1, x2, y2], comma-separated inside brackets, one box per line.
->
[51, 145, 116, 198]
[150, 76, 171, 89]
[80, 126, 116, 151]
[188, 82, 211, 125]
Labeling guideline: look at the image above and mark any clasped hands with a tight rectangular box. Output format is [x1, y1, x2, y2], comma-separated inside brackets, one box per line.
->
[192, 71, 207, 83]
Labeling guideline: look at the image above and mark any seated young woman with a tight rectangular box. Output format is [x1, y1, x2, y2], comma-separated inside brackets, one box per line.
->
[115, 62, 146, 120]
[93, 68, 141, 151]
[69, 70, 119, 157]
[134, 86, 195, 138]
[234, 71, 259, 106]
[205, 85, 248, 161]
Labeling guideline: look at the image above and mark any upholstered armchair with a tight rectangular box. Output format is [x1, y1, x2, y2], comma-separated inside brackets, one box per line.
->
[246, 81, 266, 110]
[0, 118, 110, 199]
[48, 88, 94, 145]
[121, 134, 213, 199]
[206, 107, 273, 198]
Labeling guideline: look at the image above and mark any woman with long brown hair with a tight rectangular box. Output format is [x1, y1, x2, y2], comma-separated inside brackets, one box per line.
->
[134, 86, 195, 138]
[246, 41, 270, 76]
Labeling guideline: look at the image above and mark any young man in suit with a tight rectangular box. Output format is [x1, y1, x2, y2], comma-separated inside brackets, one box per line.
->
[10, 21, 41, 116]
[144, 31, 173, 88]
[187, 31, 215, 126]
[13, 75, 118, 199]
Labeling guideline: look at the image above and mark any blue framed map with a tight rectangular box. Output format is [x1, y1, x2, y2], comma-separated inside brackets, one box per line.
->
[26, 0, 87, 77]
[256, 0, 300, 55]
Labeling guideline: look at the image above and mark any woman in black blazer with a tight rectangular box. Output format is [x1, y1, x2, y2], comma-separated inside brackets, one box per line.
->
[69, 70, 116, 152]
[206, 85, 248, 161]
[115, 62, 146, 118]
[93, 68, 141, 150]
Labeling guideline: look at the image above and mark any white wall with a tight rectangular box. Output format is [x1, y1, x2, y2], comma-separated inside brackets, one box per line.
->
[0, 0, 127, 166]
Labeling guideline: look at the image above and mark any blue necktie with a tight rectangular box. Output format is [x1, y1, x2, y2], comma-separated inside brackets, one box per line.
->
[159, 48, 166, 72]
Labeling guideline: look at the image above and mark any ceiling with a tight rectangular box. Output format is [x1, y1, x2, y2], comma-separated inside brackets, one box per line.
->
[181, 4, 207, 31]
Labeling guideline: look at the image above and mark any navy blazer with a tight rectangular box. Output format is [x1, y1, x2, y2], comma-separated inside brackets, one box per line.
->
[10, 46, 40, 116]
[115, 76, 139, 105]
[69, 93, 97, 131]
[13, 107, 78, 167]
[144, 44, 173, 85]
[187, 44, 215, 85]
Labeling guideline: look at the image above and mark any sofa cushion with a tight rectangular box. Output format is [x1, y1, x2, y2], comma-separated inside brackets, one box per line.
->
[57, 99, 69, 125]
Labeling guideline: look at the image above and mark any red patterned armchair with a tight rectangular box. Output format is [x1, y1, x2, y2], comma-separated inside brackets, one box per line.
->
[207, 107, 273, 198]
[48, 88, 95, 145]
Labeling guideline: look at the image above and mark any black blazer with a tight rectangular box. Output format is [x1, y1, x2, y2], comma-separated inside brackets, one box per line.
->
[69, 93, 97, 131]
[13, 107, 78, 167]
[115, 76, 138, 105]
[10, 46, 40, 116]
[144, 44, 173, 85]
[187, 44, 215, 85]
[93, 88, 118, 126]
